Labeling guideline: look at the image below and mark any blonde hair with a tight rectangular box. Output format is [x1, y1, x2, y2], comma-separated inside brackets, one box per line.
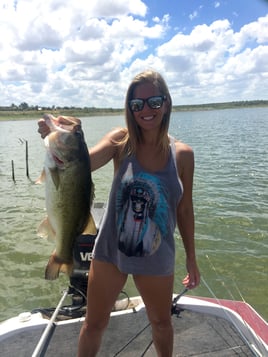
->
[117, 70, 172, 159]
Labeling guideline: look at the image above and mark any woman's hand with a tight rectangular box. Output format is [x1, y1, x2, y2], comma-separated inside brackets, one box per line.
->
[182, 258, 200, 289]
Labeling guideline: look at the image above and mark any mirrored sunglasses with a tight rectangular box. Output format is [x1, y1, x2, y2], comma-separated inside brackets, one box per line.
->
[129, 96, 166, 112]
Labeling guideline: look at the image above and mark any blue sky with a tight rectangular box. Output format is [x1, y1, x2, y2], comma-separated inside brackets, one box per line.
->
[142, 0, 268, 56]
[146, 0, 268, 32]
[0, 0, 267, 107]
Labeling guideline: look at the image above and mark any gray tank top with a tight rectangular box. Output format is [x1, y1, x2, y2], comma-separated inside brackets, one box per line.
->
[92, 137, 183, 275]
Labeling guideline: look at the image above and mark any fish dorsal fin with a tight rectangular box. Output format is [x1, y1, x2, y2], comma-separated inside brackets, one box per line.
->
[35, 168, 46, 184]
[83, 213, 97, 235]
[37, 217, 56, 242]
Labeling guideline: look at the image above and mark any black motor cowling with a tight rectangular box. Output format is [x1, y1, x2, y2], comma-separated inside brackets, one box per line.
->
[70, 232, 97, 298]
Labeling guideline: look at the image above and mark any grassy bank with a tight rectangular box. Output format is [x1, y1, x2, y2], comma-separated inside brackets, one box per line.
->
[1, 100, 268, 121]
[0, 109, 124, 121]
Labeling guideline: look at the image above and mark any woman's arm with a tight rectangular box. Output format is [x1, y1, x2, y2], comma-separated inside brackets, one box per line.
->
[38, 118, 125, 172]
[89, 128, 125, 172]
[176, 142, 200, 289]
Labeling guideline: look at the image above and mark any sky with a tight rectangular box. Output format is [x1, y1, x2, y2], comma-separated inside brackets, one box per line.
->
[0, 0, 268, 108]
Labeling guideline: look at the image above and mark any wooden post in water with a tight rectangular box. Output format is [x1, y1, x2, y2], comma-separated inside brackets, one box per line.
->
[25, 140, 30, 180]
[11, 160, 16, 183]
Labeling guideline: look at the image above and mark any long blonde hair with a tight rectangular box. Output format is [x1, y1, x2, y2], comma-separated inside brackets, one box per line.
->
[117, 70, 172, 159]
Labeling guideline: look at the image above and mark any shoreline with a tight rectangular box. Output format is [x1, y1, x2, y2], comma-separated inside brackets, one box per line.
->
[0, 101, 268, 121]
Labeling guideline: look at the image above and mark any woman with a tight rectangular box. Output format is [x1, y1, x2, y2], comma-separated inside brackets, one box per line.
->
[38, 70, 200, 356]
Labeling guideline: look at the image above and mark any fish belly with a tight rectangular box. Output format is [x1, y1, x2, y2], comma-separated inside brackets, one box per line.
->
[45, 160, 92, 278]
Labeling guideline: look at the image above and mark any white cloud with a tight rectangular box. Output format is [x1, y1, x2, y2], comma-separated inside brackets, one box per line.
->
[0, 1, 267, 107]
[189, 11, 198, 21]
[155, 16, 268, 104]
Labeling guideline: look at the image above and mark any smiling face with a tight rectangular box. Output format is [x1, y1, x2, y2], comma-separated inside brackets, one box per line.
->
[124, 70, 172, 154]
[132, 82, 167, 133]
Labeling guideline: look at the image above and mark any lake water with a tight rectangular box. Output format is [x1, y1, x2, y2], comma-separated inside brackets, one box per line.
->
[0, 108, 267, 322]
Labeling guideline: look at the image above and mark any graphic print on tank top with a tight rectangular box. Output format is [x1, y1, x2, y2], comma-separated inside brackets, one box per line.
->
[116, 162, 168, 257]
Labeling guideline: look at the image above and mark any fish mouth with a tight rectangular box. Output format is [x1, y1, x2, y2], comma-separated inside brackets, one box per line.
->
[52, 153, 64, 166]
[44, 114, 81, 133]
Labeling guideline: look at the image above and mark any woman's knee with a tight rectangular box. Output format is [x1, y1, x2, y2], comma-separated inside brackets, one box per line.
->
[150, 316, 173, 332]
[83, 314, 110, 335]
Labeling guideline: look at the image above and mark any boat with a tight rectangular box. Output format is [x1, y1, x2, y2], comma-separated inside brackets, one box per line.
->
[1, 203, 267, 356]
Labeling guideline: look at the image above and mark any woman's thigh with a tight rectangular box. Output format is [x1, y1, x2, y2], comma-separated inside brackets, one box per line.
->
[86, 260, 128, 325]
[133, 274, 174, 322]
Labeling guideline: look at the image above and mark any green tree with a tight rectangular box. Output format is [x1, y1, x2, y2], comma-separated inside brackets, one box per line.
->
[19, 102, 29, 110]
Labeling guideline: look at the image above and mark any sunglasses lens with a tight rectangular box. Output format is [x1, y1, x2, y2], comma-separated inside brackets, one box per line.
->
[129, 96, 166, 112]
[147, 96, 163, 109]
[129, 99, 144, 112]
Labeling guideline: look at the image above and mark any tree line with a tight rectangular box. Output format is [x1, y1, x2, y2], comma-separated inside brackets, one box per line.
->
[1, 100, 268, 114]
[0, 103, 122, 113]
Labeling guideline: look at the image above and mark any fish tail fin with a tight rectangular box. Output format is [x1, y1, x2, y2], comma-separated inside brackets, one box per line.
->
[45, 251, 73, 280]
[60, 263, 73, 276]
[45, 252, 62, 280]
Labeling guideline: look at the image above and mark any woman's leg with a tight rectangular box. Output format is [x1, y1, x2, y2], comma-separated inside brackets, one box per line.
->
[77, 260, 128, 357]
[133, 274, 174, 357]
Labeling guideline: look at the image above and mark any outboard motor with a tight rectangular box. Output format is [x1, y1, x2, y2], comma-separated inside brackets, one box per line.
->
[69, 232, 97, 305]
[32, 232, 98, 320]
[68, 203, 106, 312]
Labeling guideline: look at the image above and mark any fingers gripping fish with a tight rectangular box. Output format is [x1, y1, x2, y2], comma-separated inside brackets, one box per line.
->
[37, 114, 96, 280]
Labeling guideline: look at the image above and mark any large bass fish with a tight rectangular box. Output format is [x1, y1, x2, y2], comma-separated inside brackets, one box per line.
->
[37, 114, 96, 280]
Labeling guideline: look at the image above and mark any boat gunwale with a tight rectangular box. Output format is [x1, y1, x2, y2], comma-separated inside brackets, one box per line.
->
[1, 294, 267, 356]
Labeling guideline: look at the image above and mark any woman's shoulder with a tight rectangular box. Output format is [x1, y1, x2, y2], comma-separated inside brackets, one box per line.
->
[106, 127, 128, 142]
[107, 127, 129, 165]
[172, 138, 194, 178]
[172, 138, 193, 155]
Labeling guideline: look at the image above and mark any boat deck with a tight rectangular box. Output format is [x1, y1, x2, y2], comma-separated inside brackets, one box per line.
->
[1, 306, 254, 356]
